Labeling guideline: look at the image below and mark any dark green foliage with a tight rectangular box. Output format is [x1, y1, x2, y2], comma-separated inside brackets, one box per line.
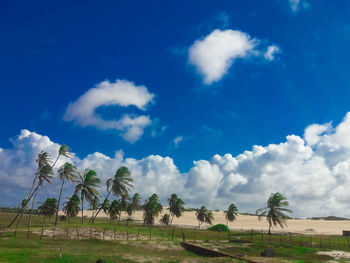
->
[59, 215, 68, 221]
[142, 193, 163, 225]
[207, 224, 229, 232]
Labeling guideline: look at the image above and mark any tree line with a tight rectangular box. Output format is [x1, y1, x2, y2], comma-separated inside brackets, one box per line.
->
[7, 145, 292, 235]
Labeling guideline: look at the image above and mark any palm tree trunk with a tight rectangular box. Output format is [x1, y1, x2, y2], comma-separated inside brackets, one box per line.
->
[268, 223, 271, 235]
[81, 194, 84, 224]
[226, 219, 228, 226]
[27, 189, 38, 238]
[51, 154, 60, 170]
[8, 184, 40, 228]
[91, 190, 112, 224]
[54, 178, 65, 226]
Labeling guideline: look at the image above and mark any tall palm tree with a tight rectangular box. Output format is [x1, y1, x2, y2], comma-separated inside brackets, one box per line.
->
[131, 193, 142, 209]
[168, 193, 185, 226]
[8, 151, 54, 227]
[142, 194, 163, 225]
[54, 162, 77, 226]
[74, 169, 101, 224]
[224, 204, 238, 226]
[92, 166, 133, 223]
[37, 198, 58, 222]
[52, 144, 73, 168]
[63, 194, 80, 220]
[256, 192, 292, 235]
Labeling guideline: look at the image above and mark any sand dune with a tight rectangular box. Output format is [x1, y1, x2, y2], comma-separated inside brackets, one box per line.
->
[60, 209, 350, 235]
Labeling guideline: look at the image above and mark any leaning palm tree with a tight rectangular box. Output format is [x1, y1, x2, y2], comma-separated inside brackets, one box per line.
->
[256, 192, 292, 235]
[131, 193, 142, 209]
[89, 196, 100, 222]
[168, 193, 185, 226]
[159, 214, 170, 227]
[52, 144, 73, 168]
[195, 206, 214, 229]
[8, 151, 54, 227]
[63, 194, 80, 220]
[92, 166, 133, 223]
[54, 162, 77, 226]
[224, 204, 238, 226]
[74, 169, 101, 224]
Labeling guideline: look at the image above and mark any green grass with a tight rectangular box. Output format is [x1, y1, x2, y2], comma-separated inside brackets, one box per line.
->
[2, 212, 350, 262]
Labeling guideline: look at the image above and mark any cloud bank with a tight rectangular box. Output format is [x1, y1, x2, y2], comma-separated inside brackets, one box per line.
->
[64, 79, 155, 143]
[188, 29, 279, 84]
[3, 112, 350, 218]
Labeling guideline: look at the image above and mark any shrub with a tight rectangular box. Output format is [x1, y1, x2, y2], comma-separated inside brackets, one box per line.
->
[59, 215, 68, 221]
[207, 224, 229, 232]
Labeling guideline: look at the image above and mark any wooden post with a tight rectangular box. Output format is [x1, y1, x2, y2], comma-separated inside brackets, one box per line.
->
[137, 228, 140, 240]
[228, 230, 230, 242]
[218, 229, 221, 241]
[149, 228, 152, 240]
[289, 233, 292, 244]
[40, 225, 44, 240]
[261, 229, 264, 241]
[250, 228, 253, 243]
[193, 229, 196, 241]
[65, 227, 68, 239]
[103, 228, 105, 240]
[171, 228, 175, 241]
[206, 230, 209, 241]
[182, 229, 185, 242]
[310, 237, 312, 248]
[126, 226, 129, 241]
[90, 227, 92, 239]
[114, 227, 116, 239]
[53, 226, 55, 240]
[75, 226, 79, 239]
[279, 234, 282, 244]
[347, 238, 349, 249]
[328, 238, 331, 249]
[160, 229, 163, 240]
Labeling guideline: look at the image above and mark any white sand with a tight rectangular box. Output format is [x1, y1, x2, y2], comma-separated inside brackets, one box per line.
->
[60, 209, 350, 235]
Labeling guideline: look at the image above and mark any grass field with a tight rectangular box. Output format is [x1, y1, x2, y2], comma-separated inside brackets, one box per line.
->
[1, 212, 350, 262]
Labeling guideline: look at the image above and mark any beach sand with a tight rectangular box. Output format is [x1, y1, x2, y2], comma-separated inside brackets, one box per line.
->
[60, 209, 350, 235]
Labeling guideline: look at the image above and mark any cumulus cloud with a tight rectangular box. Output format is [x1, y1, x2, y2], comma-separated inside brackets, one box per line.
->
[188, 29, 279, 84]
[4, 112, 350, 217]
[288, 0, 310, 13]
[64, 79, 155, 143]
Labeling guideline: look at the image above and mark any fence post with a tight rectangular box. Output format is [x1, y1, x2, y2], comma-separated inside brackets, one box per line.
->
[137, 228, 140, 240]
[126, 226, 129, 241]
[206, 230, 209, 242]
[171, 228, 175, 241]
[75, 226, 79, 239]
[182, 229, 185, 242]
[289, 233, 292, 244]
[114, 227, 116, 239]
[103, 228, 105, 240]
[66, 227, 69, 239]
[228, 230, 230, 242]
[40, 225, 44, 240]
[261, 230, 264, 241]
[310, 236, 312, 248]
[328, 238, 331, 249]
[347, 238, 349, 249]
[149, 228, 152, 240]
[160, 229, 163, 240]
[279, 234, 282, 245]
[193, 229, 196, 241]
[218, 229, 221, 241]
[250, 228, 253, 243]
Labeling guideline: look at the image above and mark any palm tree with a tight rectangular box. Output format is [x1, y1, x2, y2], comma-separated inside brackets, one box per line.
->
[142, 194, 163, 225]
[92, 166, 133, 223]
[52, 144, 73, 168]
[256, 192, 292, 235]
[131, 193, 142, 209]
[168, 194, 185, 226]
[63, 194, 80, 220]
[74, 169, 101, 224]
[37, 198, 58, 222]
[159, 214, 170, 227]
[8, 151, 54, 227]
[224, 204, 238, 226]
[101, 199, 111, 215]
[54, 162, 77, 226]
[108, 200, 122, 225]
[195, 206, 214, 229]
[89, 196, 100, 222]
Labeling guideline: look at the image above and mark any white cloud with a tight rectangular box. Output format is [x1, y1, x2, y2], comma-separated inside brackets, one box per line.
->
[288, 0, 310, 13]
[174, 136, 183, 148]
[64, 79, 155, 143]
[264, 45, 280, 61]
[5, 112, 350, 217]
[188, 29, 279, 84]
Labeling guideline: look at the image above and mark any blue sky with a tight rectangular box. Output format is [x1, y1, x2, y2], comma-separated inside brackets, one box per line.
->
[2, 0, 350, 216]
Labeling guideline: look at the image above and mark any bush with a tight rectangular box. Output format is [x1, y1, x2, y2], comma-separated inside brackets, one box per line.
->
[207, 224, 229, 232]
[59, 215, 68, 221]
